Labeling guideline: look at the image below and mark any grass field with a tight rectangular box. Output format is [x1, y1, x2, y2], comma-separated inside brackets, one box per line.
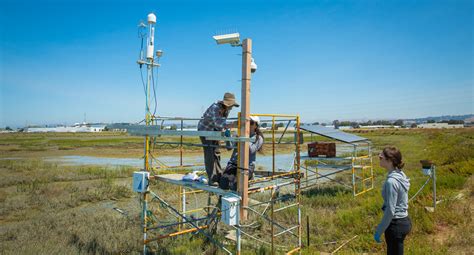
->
[0, 128, 472, 254]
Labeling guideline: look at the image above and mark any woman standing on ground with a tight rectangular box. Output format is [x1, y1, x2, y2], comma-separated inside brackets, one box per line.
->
[374, 146, 412, 255]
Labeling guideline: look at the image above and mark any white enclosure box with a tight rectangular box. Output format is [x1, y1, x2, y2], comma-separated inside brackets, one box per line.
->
[133, 171, 150, 193]
[422, 168, 432, 176]
[221, 195, 240, 226]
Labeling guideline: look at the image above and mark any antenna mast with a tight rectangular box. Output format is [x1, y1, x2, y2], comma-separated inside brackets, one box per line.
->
[137, 12, 160, 254]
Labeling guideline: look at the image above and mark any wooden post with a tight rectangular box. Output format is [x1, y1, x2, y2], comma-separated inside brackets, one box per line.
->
[239, 38, 252, 220]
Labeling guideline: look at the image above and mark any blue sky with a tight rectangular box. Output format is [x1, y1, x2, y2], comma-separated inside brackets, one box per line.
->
[1, 0, 472, 127]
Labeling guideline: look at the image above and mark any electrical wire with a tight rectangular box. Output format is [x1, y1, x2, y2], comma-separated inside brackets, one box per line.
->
[151, 58, 160, 116]
[140, 68, 147, 96]
[138, 26, 147, 97]
[409, 175, 432, 202]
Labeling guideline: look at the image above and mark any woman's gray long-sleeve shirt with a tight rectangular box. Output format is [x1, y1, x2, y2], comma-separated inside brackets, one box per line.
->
[229, 134, 264, 166]
[376, 169, 410, 235]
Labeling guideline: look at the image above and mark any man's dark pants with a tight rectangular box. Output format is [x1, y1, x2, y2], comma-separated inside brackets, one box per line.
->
[200, 137, 223, 183]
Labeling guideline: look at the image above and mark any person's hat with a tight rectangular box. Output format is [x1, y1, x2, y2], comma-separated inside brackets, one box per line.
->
[250, 115, 260, 124]
[220, 92, 240, 107]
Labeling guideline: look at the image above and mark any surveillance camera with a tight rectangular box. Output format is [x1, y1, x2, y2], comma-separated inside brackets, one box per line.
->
[212, 33, 241, 46]
[251, 58, 257, 73]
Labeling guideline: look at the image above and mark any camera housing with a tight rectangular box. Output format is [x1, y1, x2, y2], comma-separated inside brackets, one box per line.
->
[250, 58, 257, 73]
[213, 33, 241, 46]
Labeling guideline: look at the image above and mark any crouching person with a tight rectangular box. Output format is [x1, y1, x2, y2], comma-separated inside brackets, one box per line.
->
[219, 116, 264, 190]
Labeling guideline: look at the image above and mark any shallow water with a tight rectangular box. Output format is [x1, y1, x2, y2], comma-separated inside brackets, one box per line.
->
[45, 153, 298, 172]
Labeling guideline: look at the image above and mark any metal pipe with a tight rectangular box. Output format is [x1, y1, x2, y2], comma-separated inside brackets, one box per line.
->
[274, 225, 299, 237]
[271, 189, 275, 254]
[274, 203, 298, 213]
[277, 120, 292, 144]
[178, 186, 182, 231]
[306, 215, 310, 247]
[432, 165, 437, 209]
[182, 187, 186, 223]
[296, 115, 302, 251]
[352, 144, 356, 196]
[286, 247, 301, 254]
[272, 117, 276, 179]
[149, 191, 232, 254]
[144, 225, 209, 243]
[180, 119, 183, 166]
[248, 180, 295, 194]
[251, 113, 299, 118]
[147, 216, 213, 230]
[246, 194, 296, 208]
[250, 171, 300, 184]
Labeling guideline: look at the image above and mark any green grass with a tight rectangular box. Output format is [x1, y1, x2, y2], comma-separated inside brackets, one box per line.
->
[0, 129, 472, 254]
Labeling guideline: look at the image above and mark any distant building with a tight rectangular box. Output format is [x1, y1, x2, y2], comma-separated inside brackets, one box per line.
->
[417, 123, 464, 129]
[26, 123, 106, 133]
[0, 130, 15, 133]
[89, 124, 107, 132]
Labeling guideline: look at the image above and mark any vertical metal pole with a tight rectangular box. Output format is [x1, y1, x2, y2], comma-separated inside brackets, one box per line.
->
[352, 144, 356, 197]
[369, 142, 374, 190]
[305, 160, 308, 187]
[182, 188, 186, 221]
[271, 115, 276, 254]
[178, 121, 184, 232]
[239, 38, 252, 220]
[178, 187, 182, 231]
[306, 215, 310, 247]
[180, 121, 185, 231]
[272, 117, 276, 178]
[316, 160, 319, 187]
[141, 52, 154, 255]
[296, 116, 302, 252]
[432, 165, 436, 209]
[180, 119, 183, 166]
[236, 210, 241, 255]
[271, 189, 275, 255]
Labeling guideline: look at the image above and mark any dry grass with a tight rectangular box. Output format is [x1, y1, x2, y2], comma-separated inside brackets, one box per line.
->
[0, 129, 472, 254]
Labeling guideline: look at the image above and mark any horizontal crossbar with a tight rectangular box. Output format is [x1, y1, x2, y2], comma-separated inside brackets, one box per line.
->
[107, 124, 254, 142]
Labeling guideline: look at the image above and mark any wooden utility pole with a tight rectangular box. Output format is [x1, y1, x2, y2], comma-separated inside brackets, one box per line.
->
[239, 38, 252, 220]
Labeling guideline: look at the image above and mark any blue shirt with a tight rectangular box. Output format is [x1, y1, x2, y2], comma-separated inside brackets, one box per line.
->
[198, 102, 228, 131]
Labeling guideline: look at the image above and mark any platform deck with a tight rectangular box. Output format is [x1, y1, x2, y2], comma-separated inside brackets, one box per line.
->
[155, 174, 240, 197]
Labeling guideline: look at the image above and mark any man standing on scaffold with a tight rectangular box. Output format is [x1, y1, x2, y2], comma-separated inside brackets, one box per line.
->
[198, 92, 239, 186]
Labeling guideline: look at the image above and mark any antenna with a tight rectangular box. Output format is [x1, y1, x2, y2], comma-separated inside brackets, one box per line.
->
[136, 13, 161, 254]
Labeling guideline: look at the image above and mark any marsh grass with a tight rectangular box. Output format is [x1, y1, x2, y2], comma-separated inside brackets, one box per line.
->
[0, 129, 472, 254]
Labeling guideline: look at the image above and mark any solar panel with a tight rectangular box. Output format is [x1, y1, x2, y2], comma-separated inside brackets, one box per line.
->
[300, 125, 368, 143]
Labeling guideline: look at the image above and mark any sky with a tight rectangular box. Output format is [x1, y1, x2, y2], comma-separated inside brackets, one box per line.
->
[0, 0, 473, 127]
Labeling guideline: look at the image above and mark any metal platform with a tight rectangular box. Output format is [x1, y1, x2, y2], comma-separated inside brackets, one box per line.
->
[154, 174, 240, 198]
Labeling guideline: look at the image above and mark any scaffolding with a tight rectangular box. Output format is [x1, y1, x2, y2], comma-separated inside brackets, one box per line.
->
[299, 125, 374, 196]
[127, 12, 304, 254]
[119, 114, 302, 254]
